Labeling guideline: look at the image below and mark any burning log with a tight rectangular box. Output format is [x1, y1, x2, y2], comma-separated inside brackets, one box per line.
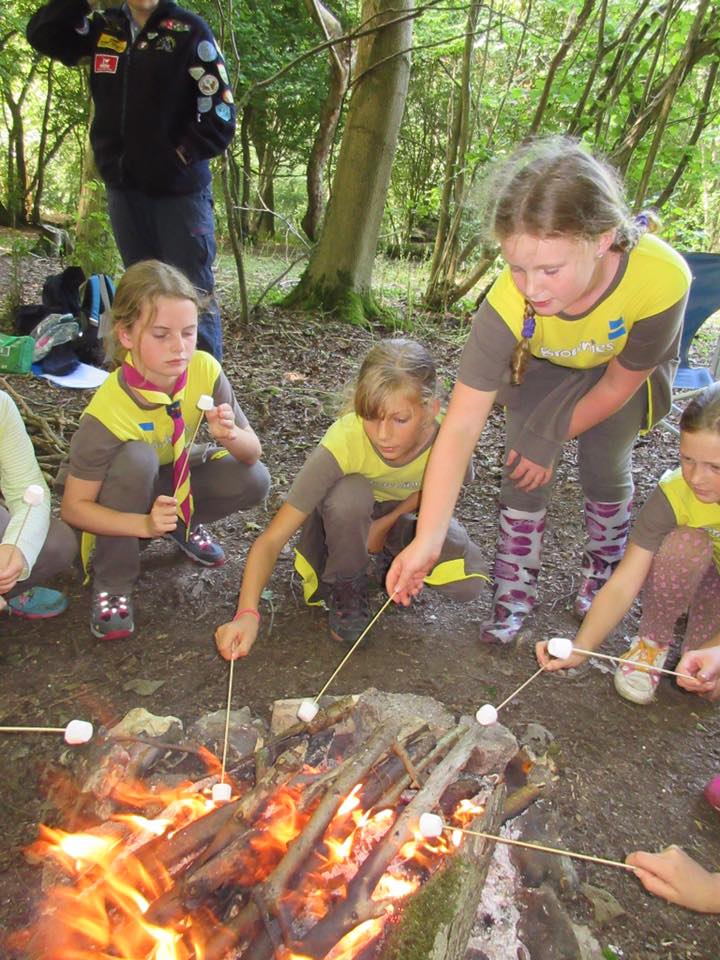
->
[23, 694, 521, 960]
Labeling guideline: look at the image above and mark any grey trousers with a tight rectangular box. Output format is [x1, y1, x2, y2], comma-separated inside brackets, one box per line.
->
[296, 475, 487, 602]
[0, 507, 77, 597]
[80, 441, 270, 593]
[502, 362, 649, 511]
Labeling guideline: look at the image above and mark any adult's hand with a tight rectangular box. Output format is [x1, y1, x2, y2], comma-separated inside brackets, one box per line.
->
[676, 646, 720, 700]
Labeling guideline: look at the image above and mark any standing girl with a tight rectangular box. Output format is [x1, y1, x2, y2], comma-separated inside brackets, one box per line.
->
[388, 137, 690, 644]
[536, 383, 720, 704]
[215, 339, 486, 659]
[59, 260, 270, 640]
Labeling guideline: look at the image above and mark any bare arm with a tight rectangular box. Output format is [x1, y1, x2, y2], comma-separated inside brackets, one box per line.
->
[626, 847, 720, 913]
[215, 502, 307, 659]
[61, 475, 177, 539]
[387, 383, 496, 602]
[567, 358, 653, 438]
[537, 543, 654, 671]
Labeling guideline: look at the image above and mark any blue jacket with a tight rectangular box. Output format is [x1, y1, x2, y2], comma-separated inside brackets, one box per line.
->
[27, 0, 236, 195]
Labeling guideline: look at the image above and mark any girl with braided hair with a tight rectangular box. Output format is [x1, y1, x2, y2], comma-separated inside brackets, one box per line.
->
[388, 137, 690, 645]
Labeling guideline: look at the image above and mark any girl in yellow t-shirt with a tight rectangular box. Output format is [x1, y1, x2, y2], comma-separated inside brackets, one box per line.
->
[536, 382, 720, 706]
[388, 137, 689, 645]
[215, 339, 486, 659]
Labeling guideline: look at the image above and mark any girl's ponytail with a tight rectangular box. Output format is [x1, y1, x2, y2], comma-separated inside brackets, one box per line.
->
[612, 210, 660, 253]
[510, 302, 536, 385]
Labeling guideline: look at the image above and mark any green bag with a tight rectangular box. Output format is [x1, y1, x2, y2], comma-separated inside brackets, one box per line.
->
[0, 333, 35, 374]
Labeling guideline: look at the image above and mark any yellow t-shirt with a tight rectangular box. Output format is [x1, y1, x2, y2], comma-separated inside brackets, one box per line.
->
[658, 467, 720, 570]
[486, 234, 690, 369]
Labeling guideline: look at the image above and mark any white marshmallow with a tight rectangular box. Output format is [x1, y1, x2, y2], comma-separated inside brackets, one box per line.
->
[64, 719, 93, 745]
[23, 484, 45, 507]
[475, 704, 498, 726]
[197, 394, 214, 411]
[212, 781, 232, 803]
[418, 812, 444, 839]
[547, 636, 574, 660]
[297, 700, 319, 723]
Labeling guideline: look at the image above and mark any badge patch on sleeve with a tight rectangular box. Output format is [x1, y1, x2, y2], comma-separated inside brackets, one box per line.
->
[94, 53, 119, 74]
[98, 33, 127, 53]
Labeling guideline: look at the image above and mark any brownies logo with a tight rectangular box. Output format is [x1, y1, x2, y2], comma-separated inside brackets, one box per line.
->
[94, 53, 119, 74]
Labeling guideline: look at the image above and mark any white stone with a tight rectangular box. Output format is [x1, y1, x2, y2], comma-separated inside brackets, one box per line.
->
[197, 394, 214, 411]
[23, 484, 45, 506]
[418, 812, 444, 839]
[548, 636, 574, 660]
[476, 704, 498, 726]
[212, 781, 232, 803]
[64, 719, 93, 745]
[297, 700, 319, 723]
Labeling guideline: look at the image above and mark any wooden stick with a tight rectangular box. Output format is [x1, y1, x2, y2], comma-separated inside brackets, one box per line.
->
[220, 656, 235, 783]
[496, 665, 546, 712]
[574, 645, 695, 681]
[313, 592, 396, 703]
[171, 412, 208, 500]
[0, 725, 66, 734]
[448, 824, 636, 872]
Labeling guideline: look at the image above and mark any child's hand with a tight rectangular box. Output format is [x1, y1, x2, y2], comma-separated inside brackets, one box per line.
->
[0, 544, 26, 594]
[205, 403, 239, 445]
[676, 647, 720, 700]
[215, 615, 259, 660]
[506, 450, 553, 491]
[535, 639, 587, 672]
[626, 846, 720, 913]
[386, 541, 436, 605]
[146, 495, 178, 537]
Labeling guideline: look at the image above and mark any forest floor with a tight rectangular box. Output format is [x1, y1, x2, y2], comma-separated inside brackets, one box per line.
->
[1, 237, 720, 960]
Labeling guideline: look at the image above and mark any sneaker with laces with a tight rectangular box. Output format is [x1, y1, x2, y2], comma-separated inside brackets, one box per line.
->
[328, 574, 370, 645]
[7, 586, 67, 619]
[613, 637, 669, 704]
[91, 591, 134, 640]
[166, 523, 225, 566]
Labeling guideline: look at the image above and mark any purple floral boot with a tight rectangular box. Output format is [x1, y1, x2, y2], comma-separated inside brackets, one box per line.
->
[481, 505, 545, 644]
[574, 498, 632, 619]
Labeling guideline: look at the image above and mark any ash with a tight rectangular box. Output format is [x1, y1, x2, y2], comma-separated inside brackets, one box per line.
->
[465, 834, 527, 960]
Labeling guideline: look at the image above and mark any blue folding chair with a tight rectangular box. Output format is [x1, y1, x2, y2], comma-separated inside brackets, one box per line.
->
[674, 252, 720, 389]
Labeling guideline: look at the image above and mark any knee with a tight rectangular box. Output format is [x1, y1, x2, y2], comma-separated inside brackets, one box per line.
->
[100, 442, 158, 507]
[242, 461, 271, 507]
[323, 476, 374, 522]
[658, 526, 714, 565]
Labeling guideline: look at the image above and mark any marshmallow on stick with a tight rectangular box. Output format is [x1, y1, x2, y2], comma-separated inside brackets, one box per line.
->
[297, 699, 320, 724]
[0, 719, 93, 745]
[546, 636, 694, 681]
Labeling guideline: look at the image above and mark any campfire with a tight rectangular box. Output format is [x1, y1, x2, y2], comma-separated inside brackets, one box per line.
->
[16, 691, 519, 960]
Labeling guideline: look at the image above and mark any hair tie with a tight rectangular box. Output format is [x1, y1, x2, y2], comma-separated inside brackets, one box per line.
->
[521, 303, 536, 340]
[634, 212, 649, 230]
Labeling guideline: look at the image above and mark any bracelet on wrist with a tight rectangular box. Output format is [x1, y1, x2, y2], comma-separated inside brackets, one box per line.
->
[233, 608, 260, 622]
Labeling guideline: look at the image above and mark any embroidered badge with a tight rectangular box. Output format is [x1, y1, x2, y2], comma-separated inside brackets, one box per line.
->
[217, 62, 229, 84]
[189, 66, 205, 80]
[608, 317, 627, 340]
[136, 39, 148, 50]
[147, 32, 158, 40]
[215, 102, 232, 122]
[197, 40, 217, 62]
[223, 88, 234, 104]
[198, 74, 219, 96]
[98, 33, 127, 53]
[160, 18, 190, 31]
[197, 96, 213, 113]
[156, 35, 175, 52]
[94, 53, 119, 73]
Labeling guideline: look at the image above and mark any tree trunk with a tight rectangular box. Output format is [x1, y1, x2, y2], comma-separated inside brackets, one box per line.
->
[285, 0, 415, 325]
[301, 0, 352, 242]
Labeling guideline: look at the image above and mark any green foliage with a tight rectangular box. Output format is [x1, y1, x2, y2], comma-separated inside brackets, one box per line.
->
[0, 237, 34, 330]
[72, 183, 122, 278]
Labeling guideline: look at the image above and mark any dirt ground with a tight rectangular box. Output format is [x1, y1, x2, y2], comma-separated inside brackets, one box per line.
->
[1, 246, 720, 960]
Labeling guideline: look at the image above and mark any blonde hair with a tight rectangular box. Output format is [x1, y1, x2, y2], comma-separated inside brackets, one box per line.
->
[106, 260, 204, 365]
[486, 137, 658, 385]
[348, 339, 438, 419]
